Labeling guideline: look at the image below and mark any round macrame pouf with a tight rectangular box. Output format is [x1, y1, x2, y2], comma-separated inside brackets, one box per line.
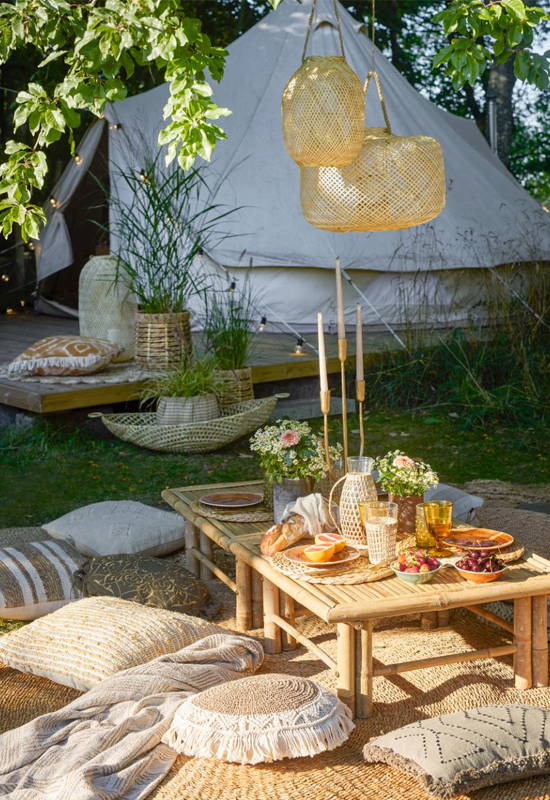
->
[163, 673, 354, 765]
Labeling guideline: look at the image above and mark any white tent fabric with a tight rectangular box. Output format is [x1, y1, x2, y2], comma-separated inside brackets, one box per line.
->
[36, 0, 550, 330]
[35, 119, 106, 282]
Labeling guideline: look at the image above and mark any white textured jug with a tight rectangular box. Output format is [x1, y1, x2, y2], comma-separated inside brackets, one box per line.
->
[329, 457, 378, 547]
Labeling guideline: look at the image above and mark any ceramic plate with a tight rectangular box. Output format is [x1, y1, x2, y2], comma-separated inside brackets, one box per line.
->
[442, 528, 514, 551]
[199, 492, 264, 509]
[284, 544, 362, 569]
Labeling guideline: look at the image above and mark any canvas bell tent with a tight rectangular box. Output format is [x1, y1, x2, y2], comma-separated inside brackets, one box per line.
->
[34, 0, 550, 332]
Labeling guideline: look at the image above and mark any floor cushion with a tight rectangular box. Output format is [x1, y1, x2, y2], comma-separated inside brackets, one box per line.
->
[42, 500, 187, 557]
[75, 554, 210, 614]
[476, 507, 550, 558]
[0, 596, 219, 691]
[164, 673, 354, 764]
[424, 484, 483, 523]
[0, 540, 85, 620]
[363, 704, 550, 799]
[8, 336, 122, 377]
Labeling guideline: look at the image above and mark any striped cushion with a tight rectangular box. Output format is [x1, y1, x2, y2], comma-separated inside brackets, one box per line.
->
[0, 540, 85, 621]
[0, 596, 220, 690]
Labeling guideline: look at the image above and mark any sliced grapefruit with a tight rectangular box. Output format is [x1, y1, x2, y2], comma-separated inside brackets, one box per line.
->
[315, 532, 346, 552]
[303, 543, 336, 563]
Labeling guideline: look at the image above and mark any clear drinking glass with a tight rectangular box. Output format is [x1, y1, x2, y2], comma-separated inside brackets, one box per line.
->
[363, 500, 398, 565]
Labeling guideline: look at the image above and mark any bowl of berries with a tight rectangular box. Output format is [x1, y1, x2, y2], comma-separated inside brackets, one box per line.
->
[455, 551, 506, 583]
[391, 550, 442, 584]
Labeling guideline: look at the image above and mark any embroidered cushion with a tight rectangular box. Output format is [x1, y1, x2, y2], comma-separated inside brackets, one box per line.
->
[8, 336, 122, 377]
[74, 554, 209, 615]
[0, 540, 85, 620]
[42, 500, 187, 557]
[0, 596, 219, 691]
[163, 673, 354, 764]
[363, 705, 550, 799]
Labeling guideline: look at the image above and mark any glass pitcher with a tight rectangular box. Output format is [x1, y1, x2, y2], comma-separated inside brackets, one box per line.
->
[329, 456, 377, 547]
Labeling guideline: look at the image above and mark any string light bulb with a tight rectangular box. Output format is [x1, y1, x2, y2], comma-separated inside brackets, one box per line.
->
[50, 198, 57, 207]
[258, 315, 267, 332]
[108, 123, 121, 130]
[74, 155, 82, 165]
[227, 280, 236, 294]
[1, 274, 9, 282]
[294, 337, 305, 355]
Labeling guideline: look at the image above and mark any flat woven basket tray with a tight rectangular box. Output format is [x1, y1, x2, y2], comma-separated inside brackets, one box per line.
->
[190, 500, 273, 523]
[271, 536, 525, 585]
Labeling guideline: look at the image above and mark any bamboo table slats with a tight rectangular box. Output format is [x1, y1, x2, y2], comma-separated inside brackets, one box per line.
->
[163, 481, 550, 720]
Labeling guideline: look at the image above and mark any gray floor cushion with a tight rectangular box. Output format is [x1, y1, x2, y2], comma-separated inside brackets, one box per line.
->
[363, 705, 550, 798]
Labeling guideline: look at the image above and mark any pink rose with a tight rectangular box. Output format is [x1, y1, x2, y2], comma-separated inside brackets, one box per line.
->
[393, 455, 415, 469]
[280, 430, 300, 448]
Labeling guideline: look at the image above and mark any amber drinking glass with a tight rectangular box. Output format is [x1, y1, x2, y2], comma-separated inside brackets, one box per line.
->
[415, 503, 438, 550]
[423, 501, 453, 554]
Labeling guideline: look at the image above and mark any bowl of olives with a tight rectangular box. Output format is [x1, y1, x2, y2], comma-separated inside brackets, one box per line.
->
[455, 550, 506, 583]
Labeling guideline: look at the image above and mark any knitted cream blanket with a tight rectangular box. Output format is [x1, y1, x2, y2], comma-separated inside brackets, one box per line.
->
[0, 633, 264, 800]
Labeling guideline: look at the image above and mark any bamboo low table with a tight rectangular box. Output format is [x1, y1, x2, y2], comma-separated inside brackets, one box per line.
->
[163, 480, 550, 719]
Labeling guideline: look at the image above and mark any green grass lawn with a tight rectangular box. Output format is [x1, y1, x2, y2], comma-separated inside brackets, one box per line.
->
[1, 411, 549, 528]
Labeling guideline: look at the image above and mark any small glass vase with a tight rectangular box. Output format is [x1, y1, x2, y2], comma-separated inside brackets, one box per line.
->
[388, 493, 423, 535]
[272, 477, 314, 524]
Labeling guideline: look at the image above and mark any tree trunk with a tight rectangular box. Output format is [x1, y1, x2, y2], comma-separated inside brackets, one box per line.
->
[485, 57, 516, 166]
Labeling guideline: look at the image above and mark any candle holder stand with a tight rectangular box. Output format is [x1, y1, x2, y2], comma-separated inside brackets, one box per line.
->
[356, 379, 365, 457]
[338, 338, 349, 465]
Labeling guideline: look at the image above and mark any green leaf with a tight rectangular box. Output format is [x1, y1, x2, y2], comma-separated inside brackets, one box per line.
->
[38, 49, 67, 68]
[502, 0, 527, 20]
[514, 51, 530, 80]
[267, 0, 284, 7]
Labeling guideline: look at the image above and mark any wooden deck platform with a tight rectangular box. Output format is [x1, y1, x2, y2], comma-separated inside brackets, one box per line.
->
[0, 313, 393, 414]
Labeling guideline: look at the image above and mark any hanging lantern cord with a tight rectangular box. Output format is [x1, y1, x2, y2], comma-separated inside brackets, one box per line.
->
[370, 0, 376, 74]
[364, 69, 392, 135]
[302, 0, 346, 62]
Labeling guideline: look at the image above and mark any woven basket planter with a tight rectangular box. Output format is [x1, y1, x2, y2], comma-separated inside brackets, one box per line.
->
[134, 311, 193, 370]
[93, 397, 279, 454]
[282, 56, 364, 168]
[216, 368, 254, 410]
[156, 394, 219, 426]
[300, 72, 446, 232]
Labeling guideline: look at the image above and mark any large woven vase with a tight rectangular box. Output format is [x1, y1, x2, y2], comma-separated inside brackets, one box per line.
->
[216, 367, 254, 410]
[282, 56, 364, 168]
[300, 71, 446, 232]
[78, 254, 137, 362]
[134, 311, 192, 370]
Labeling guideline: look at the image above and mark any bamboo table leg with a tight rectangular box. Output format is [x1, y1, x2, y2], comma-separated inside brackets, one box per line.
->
[421, 612, 438, 630]
[532, 596, 548, 688]
[263, 577, 282, 654]
[281, 593, 297, 651]
[514, 597, 533, 690]
[336, 623, 356, 717]
[355, 621, 373, 719]
[236, 559, 252, 633]
[437, 610, 450, 627]
[184, 520, 200, 579]
[199, 532, 214, 581]
[251, 569, 264, 629]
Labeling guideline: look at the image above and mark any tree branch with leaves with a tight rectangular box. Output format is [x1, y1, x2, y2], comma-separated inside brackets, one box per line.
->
[0, 0, 230, 240]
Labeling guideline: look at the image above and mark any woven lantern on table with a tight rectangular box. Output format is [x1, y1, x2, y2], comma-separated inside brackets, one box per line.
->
[79, 254, 138, 362]
[281, 0, 364, 168]
[300, 71, 446, 232]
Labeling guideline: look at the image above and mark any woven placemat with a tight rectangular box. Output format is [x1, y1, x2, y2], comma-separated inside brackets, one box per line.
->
[271, 536, 525, 585]
[191, 500, 273, 523]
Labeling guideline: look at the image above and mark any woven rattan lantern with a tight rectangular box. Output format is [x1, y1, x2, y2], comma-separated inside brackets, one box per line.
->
[281, 0, 364, 167]
[300, 72, 446, 232]
[79, 254, 138, 362]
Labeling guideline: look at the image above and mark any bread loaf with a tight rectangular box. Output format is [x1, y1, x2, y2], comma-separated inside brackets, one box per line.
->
[260, 515, 310, 556]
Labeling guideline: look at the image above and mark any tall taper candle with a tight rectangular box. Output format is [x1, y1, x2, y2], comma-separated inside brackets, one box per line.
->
[317, 312, 328, 392]
[356, 303, 364, 382]
[335, 258, 345, 340]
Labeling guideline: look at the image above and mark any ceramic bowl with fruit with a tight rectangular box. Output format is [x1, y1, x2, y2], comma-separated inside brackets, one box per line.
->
[455, 551, 506, 583]
[391, 550, 442, 584]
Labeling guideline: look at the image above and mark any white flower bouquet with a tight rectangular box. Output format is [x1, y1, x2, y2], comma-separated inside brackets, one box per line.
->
[375, 450, 439, 497]
[250, 420, 342, 483]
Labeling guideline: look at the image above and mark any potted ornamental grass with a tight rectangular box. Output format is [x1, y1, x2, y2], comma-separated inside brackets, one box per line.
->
[104, 149, 234, 370]
[142, 357, 225, 425]
[250, 420, 342, 522]
[374, 450, 439, 534]
[203, 274, 259, 409]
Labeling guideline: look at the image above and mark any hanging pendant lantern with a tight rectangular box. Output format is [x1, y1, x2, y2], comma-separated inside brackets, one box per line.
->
[281, 0, 364, 168]
[300, 72, 446, 232]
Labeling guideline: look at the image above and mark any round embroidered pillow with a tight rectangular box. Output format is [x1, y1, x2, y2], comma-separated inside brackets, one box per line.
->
[163, 673, 354, 764]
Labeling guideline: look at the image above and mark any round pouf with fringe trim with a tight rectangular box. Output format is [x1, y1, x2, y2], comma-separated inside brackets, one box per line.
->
[163, 673, 354, 765]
